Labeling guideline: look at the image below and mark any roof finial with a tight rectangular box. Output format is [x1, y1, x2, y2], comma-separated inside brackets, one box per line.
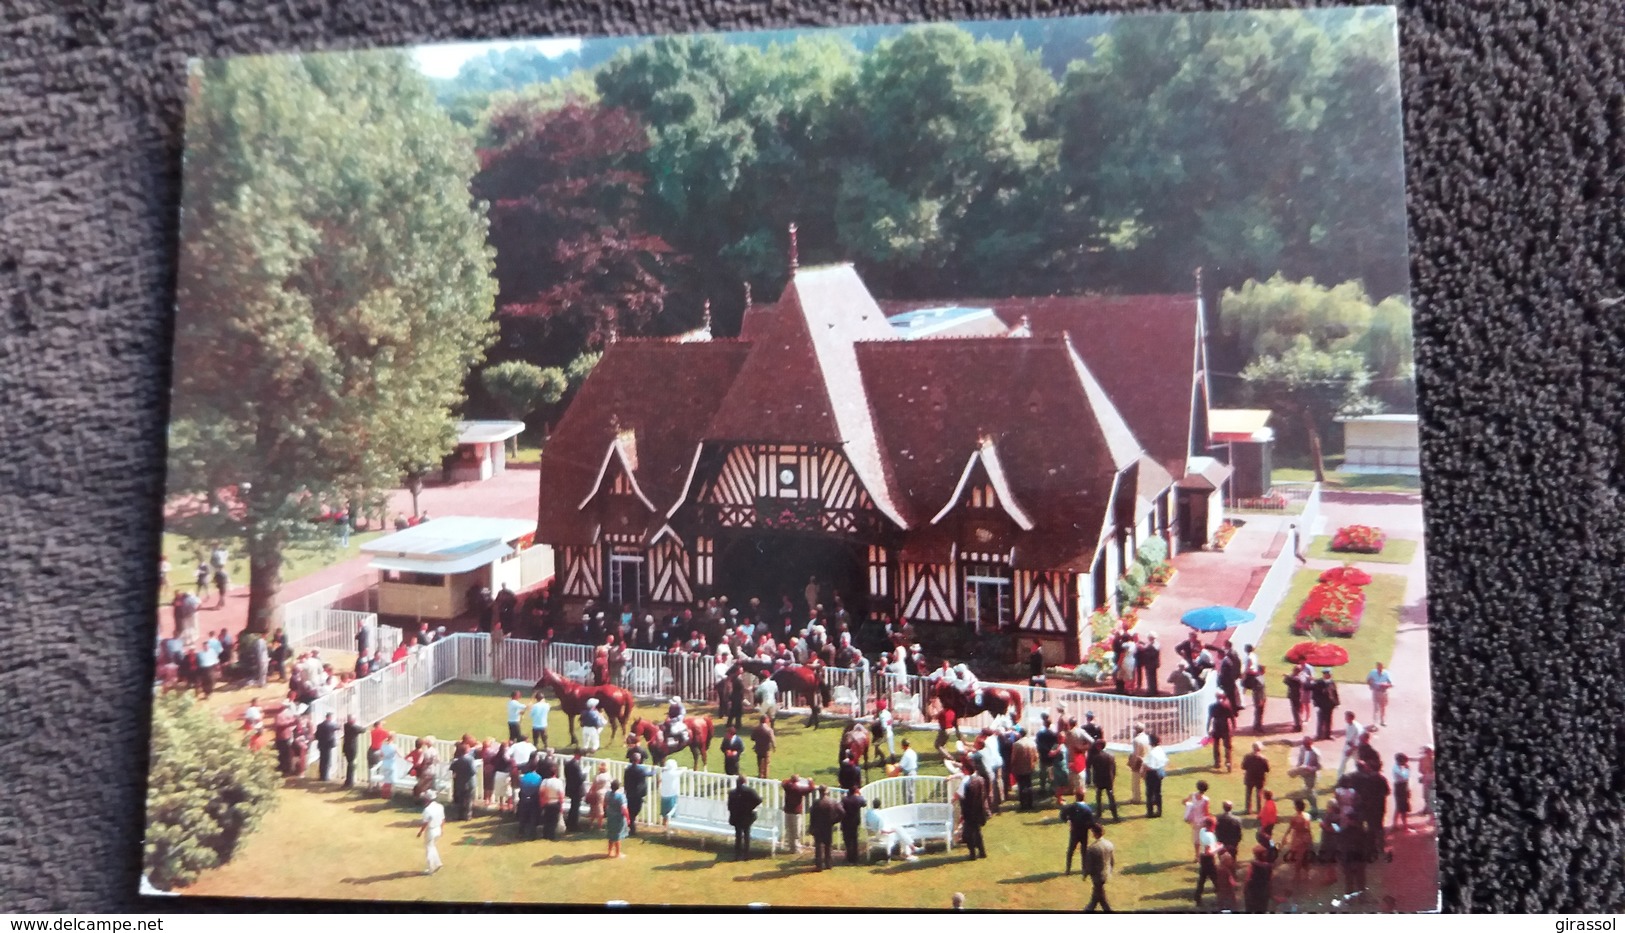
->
[702, 298, 712, 336]
[788, 221, 799, 276]
[743, 280, 752, 309]
[606, 316, 619, 345]
[1194, 266, 1204, 295]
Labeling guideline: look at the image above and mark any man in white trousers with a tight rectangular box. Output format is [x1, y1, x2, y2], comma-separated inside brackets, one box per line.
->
[418, 791, 445, 875]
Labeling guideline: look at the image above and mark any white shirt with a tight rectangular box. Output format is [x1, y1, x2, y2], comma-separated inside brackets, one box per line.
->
[1131, 732, 1152, 759]
[1367, 669, 1393, 692]
[1344, 720, 1364, 748]
[899, 748, 918, 775]
[508, 741, 536, 768]
[242, 705, 263, 728]
[1297, 746, 1321, 770]
[529, 701, 550, 728]
[1144, 746, 1169, 773]
[979, 742, 1003, 771]
[1198, 827, 1218, 854]
[507, 699, 525, 723]
[756, 680, 779, 703]
[421, 801, 445, 838]
[876, 708, 894, 732]
[1244, 651, 1261, 676]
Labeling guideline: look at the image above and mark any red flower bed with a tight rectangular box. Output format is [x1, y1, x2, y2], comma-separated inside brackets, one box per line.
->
[1330, 524, 1386, 553]
[1318, 565, 1373, 586]
[1293, 581, 1366, 637]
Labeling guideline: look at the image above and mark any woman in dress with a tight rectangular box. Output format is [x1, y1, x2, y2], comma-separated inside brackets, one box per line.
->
[412, 737, 440, 801]
[604, 779, 630, 859]
[587, 763, 612, 829]
[1281, 797, 1315, 886]
[658, 758, 681, 831]
[378, 735, 399, 799]
[1391, 752, 1413, 832]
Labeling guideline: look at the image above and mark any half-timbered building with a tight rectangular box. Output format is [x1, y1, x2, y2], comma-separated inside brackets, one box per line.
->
[536, 263, 1220, 661]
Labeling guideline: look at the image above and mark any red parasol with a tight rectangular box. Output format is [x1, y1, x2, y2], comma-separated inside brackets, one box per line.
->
[1285, 641, 1350, 667]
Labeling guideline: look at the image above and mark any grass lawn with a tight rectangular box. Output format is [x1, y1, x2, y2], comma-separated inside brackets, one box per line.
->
[161, 530, 385, 603]
[509, 442, 543, 466]
[178, 682, 1432, 911]
[1257, 570, 1408, 693]
[1271, 468, 1421, 494]
[1307, 536, 1418, 566]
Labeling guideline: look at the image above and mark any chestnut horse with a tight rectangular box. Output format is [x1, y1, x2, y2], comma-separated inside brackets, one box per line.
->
[839, 720, 883, 776]
[737, 659, 832, 729]
[931, 681, 1025, 743]
[534, 666, 633, 746]
[628, 716, 715, 769]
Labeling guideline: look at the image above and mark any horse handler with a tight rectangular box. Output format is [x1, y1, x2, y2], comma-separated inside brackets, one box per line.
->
[751, 717, 777, 778]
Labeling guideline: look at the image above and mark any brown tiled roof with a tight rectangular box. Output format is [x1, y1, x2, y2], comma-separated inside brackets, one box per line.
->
[881, 295, 1204, 479]
[535, 340, 750, 545]
[857, 336, 1142, 571]
[710, 266, 907, 527]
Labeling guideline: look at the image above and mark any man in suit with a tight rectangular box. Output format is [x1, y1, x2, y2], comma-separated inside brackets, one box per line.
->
[1138, 635, 1161, 696]
[449, 744, 477, 821]
[727, 775, 763, 860]
[1061, 793, 1097, 874]
[1311, 670, 1341, 740]
[751, 717, 776, 778]
[1215, 800, 1244, 854]
[314, 713, 340, 782]
[960, 769, 990, 859]
[720, 726, 745, 777]
[1219, 647, 1243, 713]
[623, 751, 649, 837]
[563, 750, 587, 832]
[1083, 823, 1116, 913]
[837, 753, 862, 794]
[1089, 740, 1120, 820]
[840, 786, 867, 864]
[1284, 665, 1306, 731]
[808, 785, 841, 870]
[1208, 694, 1238, 771]
[340, 715, 365, 789]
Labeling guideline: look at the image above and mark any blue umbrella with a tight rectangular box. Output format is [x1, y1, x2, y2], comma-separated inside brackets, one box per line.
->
[1180, 605, 1255, 632]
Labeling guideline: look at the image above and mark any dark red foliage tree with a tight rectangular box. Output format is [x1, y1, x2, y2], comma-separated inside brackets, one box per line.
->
[476, 100, 678, 356]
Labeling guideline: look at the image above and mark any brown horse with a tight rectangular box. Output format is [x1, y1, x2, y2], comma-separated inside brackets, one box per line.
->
[629, 716, 715, 769]
[840, 721, 882, 776]
[931, 681, 1025, 742]
[534, 666, 634, 746]
[737, 659, 832, 729]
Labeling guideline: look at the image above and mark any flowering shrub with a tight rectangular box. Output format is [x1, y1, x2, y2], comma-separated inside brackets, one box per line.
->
[1149, 562, 1176, 586]
[1331, 524, 1386, 553]
[1212, 521, 1239, 550]
[1236, 494, 1289, 510]
[1318, 564, 1372, 586]
[1293, 581, 1366, 637]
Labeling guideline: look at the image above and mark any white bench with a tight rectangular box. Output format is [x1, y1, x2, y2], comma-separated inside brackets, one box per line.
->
[665, 796, 782, 852]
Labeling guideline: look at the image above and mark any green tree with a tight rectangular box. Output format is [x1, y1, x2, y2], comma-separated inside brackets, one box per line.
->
[564, 351, 602, 391]
[1056, 9, 1407, 296]
[1240, 338, 1382, 481]
[481, 360, 568, 423]
[172, 52, 498, 633]
[1220, 274, 1415, 410]
[830, 26, 1061, 294]
[143, 692, 280, 890]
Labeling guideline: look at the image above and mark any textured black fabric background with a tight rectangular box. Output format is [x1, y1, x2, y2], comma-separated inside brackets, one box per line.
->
[1, 0, 1622, 915]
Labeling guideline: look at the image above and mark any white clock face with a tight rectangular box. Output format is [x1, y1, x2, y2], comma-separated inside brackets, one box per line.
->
[778, 467, 797, 487]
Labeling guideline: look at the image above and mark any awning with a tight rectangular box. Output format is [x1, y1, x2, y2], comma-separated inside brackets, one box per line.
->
[1177, 456, 1234, 492]
[1209, 408, 1273, 442]
[455, 420, 526, 445]
[370, 541, 515, 576]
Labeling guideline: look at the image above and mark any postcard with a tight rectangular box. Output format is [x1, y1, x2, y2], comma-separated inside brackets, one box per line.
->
[147, 7, 1433, 911]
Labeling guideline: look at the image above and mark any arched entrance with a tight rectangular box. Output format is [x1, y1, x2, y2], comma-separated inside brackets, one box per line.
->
[714, 532, 868, 621]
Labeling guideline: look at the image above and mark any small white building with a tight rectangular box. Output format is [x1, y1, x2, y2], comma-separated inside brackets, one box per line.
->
[445, 420, 526, 483]
[362, 516, 554, 621]
[1339, 414, 1420, 474]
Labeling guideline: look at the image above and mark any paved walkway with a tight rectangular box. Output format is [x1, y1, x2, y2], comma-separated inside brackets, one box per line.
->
[159, 467, 542, 642]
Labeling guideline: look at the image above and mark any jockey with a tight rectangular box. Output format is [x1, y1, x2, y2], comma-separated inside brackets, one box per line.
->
[874, 701, 896, 757]
[953, 663, 984, 707]
[664, 696, 689, 749]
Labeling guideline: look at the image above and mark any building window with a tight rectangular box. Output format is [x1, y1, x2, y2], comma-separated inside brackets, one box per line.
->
[608, 549, 644, 607]
[963, 562, 1011, 632]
